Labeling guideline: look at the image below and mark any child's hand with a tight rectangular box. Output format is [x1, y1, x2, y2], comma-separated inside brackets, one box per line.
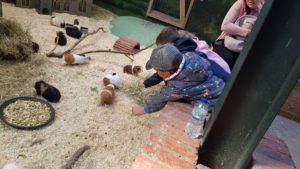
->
[132, 105, 146, 116]
[138, 80, 145, 87]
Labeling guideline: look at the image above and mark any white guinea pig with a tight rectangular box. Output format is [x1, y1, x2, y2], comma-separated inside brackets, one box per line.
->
[103, 73, 121, 89]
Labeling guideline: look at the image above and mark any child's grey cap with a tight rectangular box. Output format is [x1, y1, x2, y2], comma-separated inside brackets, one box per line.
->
[146, 44, 183, 70]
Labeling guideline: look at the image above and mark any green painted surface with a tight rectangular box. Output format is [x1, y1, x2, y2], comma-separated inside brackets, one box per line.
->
[110, 16, 165, 46]
[96, 0, 235, 43]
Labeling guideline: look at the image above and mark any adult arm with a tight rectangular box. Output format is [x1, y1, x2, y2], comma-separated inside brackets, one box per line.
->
[221, 0, 250, 38]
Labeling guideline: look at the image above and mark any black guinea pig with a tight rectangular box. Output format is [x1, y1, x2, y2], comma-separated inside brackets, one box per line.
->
[34, 81, 61, 103]
[55, 31, 67, 46]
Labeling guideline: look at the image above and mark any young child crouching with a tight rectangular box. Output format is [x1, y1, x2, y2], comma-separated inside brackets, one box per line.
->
[132, 44, 225, 115]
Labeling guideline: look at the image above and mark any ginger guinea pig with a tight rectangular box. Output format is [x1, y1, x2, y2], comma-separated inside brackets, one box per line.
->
[97, 84, 115, 105]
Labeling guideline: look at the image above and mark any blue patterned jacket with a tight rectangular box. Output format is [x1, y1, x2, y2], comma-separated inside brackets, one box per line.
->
[144, 52, 225, 113]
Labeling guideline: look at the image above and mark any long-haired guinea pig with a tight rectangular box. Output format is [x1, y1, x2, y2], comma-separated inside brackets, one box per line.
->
[34, 81, 61, 103]
[103, 73, 121, 89]
[62, 53, 91, 65]
[97, 84, 115, 105]
[55, 31, 67, 46]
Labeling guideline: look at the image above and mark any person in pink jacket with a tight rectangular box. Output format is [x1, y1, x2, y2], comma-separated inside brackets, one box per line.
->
[178, 30, 231, 74]
[213, 0, 264, 70]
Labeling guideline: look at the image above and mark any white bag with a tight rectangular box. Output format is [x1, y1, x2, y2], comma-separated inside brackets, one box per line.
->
[224, 15, 257, 53]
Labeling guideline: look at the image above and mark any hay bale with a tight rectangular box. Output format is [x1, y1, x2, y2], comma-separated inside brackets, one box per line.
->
[0, 18, 34, 60]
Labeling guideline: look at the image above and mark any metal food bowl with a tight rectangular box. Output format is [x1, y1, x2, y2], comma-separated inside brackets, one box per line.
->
[0, 96, 55, 130]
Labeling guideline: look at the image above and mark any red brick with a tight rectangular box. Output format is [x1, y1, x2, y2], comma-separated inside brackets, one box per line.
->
[160, 109, 190, 124]
[152, 120, 201, 148]
[149, 132, 198, 162]
[132, 153, 167, 169]
[172, 103, 193, 115]
[166, 102, 177, 108]
[156, 115, 187, 133]
[131, 153, 168, 169]
[161, 106, 173, 114]
[144, 144, 196, 169]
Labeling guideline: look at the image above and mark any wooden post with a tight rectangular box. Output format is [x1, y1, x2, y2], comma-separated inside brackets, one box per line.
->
[146, 0, 195, 29]
[0, 0, 2, 17]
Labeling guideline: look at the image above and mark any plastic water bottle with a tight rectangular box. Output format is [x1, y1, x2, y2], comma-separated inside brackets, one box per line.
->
[185, 98, 209, 139]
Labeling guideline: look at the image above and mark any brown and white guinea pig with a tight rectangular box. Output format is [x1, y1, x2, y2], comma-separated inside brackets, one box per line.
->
[62, 53, 91, 65]
[34, 80, 61, 103]
[97, 84, 115, 105]
[55, 31, 67, 46]
[123, 65, 142, 76]
[103, 73, 121, 89]
[132, 66, 142, 76]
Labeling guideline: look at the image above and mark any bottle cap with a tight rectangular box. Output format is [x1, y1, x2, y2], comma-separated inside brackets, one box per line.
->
[200, 98, 208, 104]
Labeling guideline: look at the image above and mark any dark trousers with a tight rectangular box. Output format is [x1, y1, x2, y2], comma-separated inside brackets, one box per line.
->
[212, 39, 240, 70]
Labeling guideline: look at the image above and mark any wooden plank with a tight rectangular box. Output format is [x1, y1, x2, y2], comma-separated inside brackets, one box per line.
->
[148, 10, 182, 28]
[0, 0, 2, 17]
[179, 0, 185, 26]
[146, 0, 154, 16]
[183, 0, 195, 27]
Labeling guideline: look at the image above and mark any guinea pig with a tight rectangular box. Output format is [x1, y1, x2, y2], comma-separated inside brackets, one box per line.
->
[50, 16, 65, 28]
[103, 73, 121, 89]
[62, 53, 91, 65]
[123, 65, 142, 76]
[123, 65, 132, 74]
[132, 66, 142, 76]
[97, 84, 115, 105]
[34, 80, 61, 103]
[55, 31, 67, 46]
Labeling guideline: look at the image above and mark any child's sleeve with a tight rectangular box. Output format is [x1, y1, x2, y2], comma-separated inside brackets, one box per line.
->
[144, 87, 182, 113]
[143, 73, 163, 88]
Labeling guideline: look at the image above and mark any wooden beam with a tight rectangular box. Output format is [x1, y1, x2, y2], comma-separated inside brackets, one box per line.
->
[146, 0, 195, 29]
[183, 0, 195, 27]
[179, 0, 186, 26]
[146, 0, 154, 16]
[0, 0, 2, 17]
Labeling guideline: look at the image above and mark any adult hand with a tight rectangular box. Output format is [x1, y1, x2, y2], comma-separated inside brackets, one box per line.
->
[243, 28, 251, 38]
[132, 105, 146, 116]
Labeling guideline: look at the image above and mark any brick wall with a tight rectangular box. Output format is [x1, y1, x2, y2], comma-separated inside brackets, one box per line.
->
[132, 102, 202, 169]
[132, 102, 296, 169]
